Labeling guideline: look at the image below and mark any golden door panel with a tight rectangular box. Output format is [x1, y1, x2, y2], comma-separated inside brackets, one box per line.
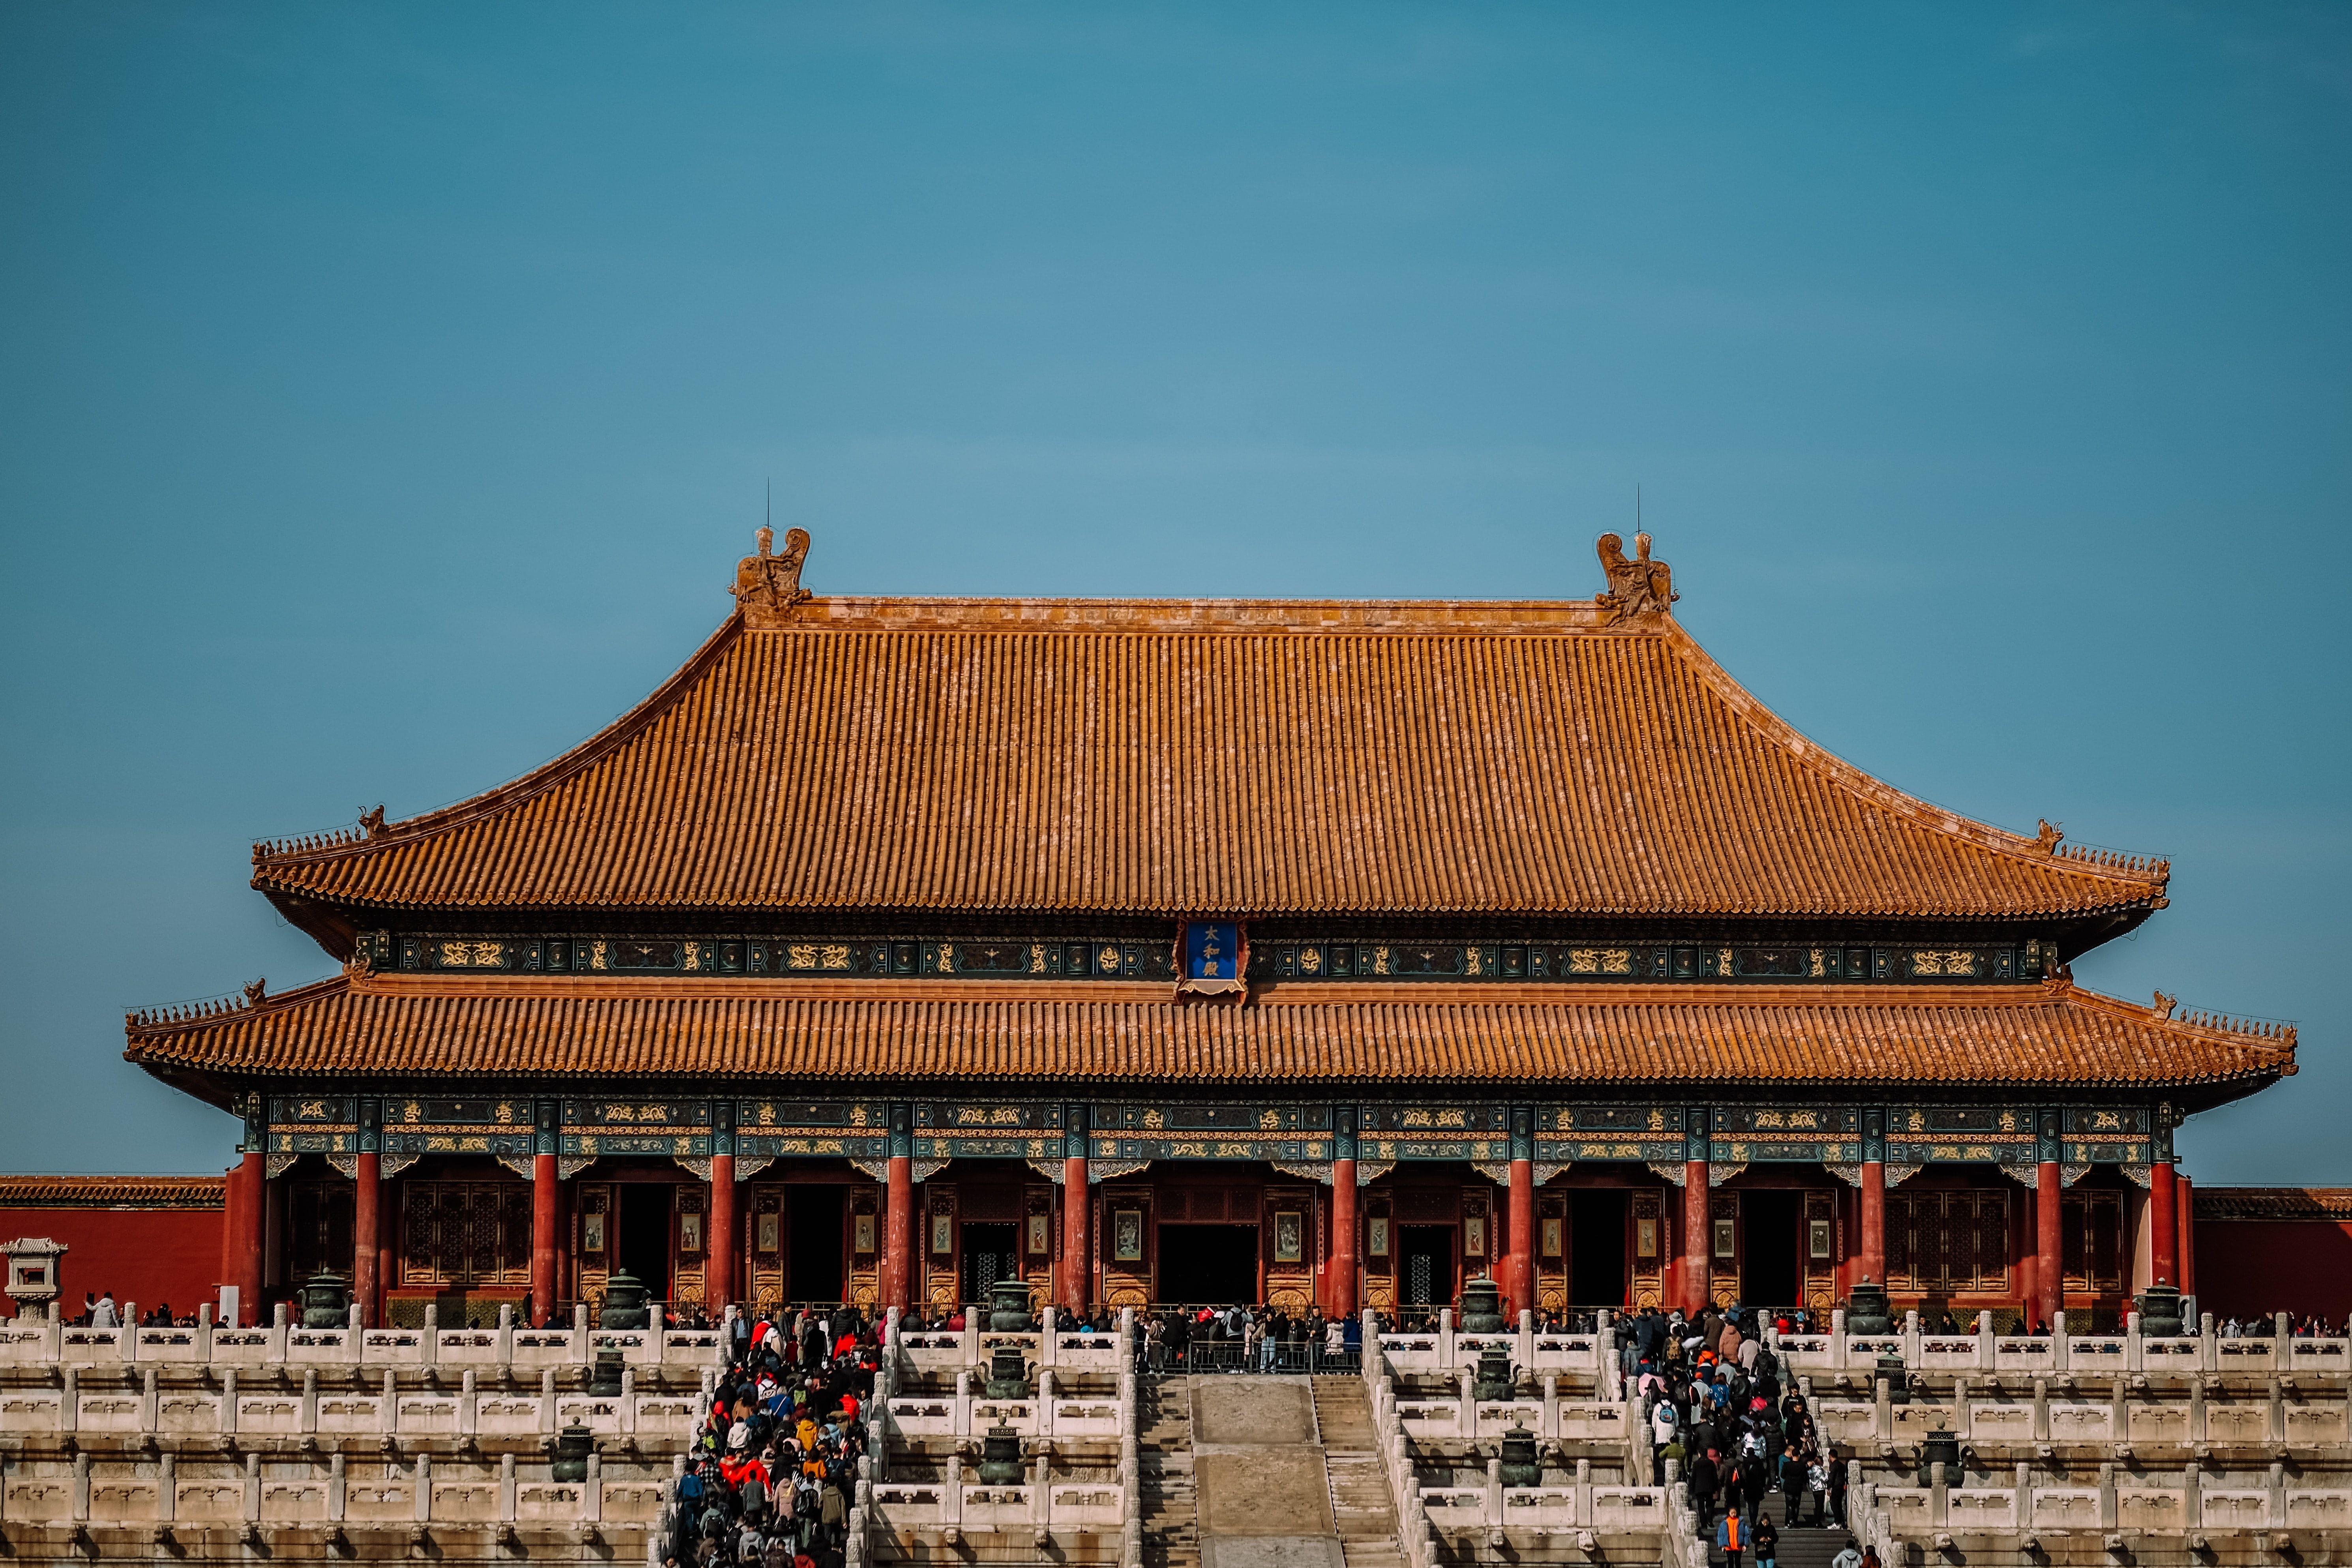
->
[1630, 1189, 1664, 1309]
[746, 1185, 784, 1311]
[1361, 1192, 1396, 1312]
[924, 1182, 960, 1312]
[1802, 1189, 1838, 1311]
[672, 1184, 706, 1311]
[1101, 1186, 1151, 1309]
[1535, 1190, 1568, 1313]
[847, 1182, 882, 1308]
[1263, 1185, 1316, 1312]
[1709, 1191, 1739, 1308]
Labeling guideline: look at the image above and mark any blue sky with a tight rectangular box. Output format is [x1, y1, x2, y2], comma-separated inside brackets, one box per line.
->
[2, 3, 2346, 1180]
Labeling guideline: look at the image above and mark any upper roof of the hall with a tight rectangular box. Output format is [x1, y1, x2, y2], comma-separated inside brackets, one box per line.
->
[250, 530, 2169, 927]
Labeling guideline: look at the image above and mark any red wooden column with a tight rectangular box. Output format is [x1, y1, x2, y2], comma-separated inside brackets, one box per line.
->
[2037, 1160, 2063, 1329]
[2148, 1158, 2179, 1289]
[1330, 1164, 1358, 1319]
[708, 1153, 737, 1314]
[1681, 1162, 1710, 1317]
[1506, 1165, 1535, 1316]
[1859, 1159, 1887, 1290]
[883, 1102, 915, 1313]
[531, 1153, 559, 1327]
[2176, 1172, 2196, 1301]
[1062, 1159, 1090, 1314]
[1056, 1104, 1090, 1315]
[232, 1151, 264, 1326]
[218, 1161, 241, 1322]
[1506, 1105, 1535, 1318]
[352, 1152, 381, 1329]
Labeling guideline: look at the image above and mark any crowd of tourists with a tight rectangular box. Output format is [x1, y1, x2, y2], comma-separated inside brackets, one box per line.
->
[662, 1307, 877, 1568]
[1619, 1302, 1854, 1563]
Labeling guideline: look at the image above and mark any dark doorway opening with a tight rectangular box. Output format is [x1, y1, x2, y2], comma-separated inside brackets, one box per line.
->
[1399, 1225, 1454, 1307]
[1155, 1224, 1258, 1304]
[616, 1184, 673, 1299]
[786, 1186, 844, 1304]
[1570, 1190, 1631, 1306]
[960, 1223, 1021, 1304]
[1741, 1190, 1803, 1309]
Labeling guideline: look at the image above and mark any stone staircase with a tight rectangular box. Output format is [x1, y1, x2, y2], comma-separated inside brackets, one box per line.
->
[1316, 1377, 1407, 1568]
[1141, 1374, 1201, 1568]
[1706, 1492, 1855, 1568]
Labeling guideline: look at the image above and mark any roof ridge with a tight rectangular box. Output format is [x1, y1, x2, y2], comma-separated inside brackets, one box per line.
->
[125, 972, 350, 1039]
[1655, 617, 2170, 897]
[2058, 981, 2299, 1054]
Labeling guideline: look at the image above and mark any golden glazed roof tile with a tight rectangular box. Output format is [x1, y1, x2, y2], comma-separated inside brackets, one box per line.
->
[249, 538, 2168, 922]
[124, 972, 2290, 1092]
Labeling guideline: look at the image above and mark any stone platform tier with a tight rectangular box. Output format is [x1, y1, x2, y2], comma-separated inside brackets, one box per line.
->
[2, 1450, 673, 1566]
[864, 1310, 1137, 1565]
[1854, 1460, 2352, 1568]
[1770, 1309, 2350, 1382]
[0, 1302, 728, 1383]
[0, 1365, 704, 1453]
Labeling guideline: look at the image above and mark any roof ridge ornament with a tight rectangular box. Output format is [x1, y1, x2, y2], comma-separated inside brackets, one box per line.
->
[2037, 819, 2063, 853]
[734, 525, 812, 627]
[1596, 531, 1675, 623]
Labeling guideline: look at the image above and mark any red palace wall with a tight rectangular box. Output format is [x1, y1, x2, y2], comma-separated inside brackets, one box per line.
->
[2191, 1187, 2352, 1323]
[0, 1178, 224, 1321]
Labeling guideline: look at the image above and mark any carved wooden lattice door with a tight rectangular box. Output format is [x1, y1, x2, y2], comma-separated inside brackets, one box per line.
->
[2061, 1190, 2125, 1295]
[1889, 1189, 2012, 1298]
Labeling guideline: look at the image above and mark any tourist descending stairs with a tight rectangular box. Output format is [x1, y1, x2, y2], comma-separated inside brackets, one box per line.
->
[1141, 1375, 1202, 1568]
[1313, 1377, 1407, 1568]
[1712, 1491, 1857, 1568]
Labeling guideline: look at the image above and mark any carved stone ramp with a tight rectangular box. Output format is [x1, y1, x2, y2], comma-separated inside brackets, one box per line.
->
[1313, 1377, 1407, 1568]
[1189, 1376, 1344, 1568]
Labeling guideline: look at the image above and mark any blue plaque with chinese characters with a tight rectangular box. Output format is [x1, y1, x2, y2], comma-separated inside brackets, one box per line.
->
[1182, 921, 1242, 992]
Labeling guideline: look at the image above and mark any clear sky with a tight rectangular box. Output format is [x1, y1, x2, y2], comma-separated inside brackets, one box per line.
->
[2, 4, 2346, 1181]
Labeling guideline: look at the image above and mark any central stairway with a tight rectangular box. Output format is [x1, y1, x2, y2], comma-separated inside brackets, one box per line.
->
[1141, 1375, 1202, 1568]
[1314, 1377, 1407, 1568]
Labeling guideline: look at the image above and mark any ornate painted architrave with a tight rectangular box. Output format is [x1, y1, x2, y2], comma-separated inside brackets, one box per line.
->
[379, 1153, 420, 1180]
[910, 1159, 947, 1184]
[556, 1156, 595, 1182]
[266, 1153, 299, 1180]
[1271, 1161, 1334, 1185]
[2122, 1164, 2151, 1188]
[1884, 1164, 1922, 1187]
[328, 1155, 358, 1180]
[1649, 1162, 1688, 1186]
[1088, 1160, 1150, 1184]
[1707, 1163, 1747, 1187]
[732, 1155, 776, 1181]
[1354, 1161, 1394, 1185]
[2060, 1163, 2091, 1187]
[2001, 1162, 2041, 1190]
[675, 1157, 713, 1180]
[1824, 1163, 1863, 1187]
[495, 1155, 536, 1182]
